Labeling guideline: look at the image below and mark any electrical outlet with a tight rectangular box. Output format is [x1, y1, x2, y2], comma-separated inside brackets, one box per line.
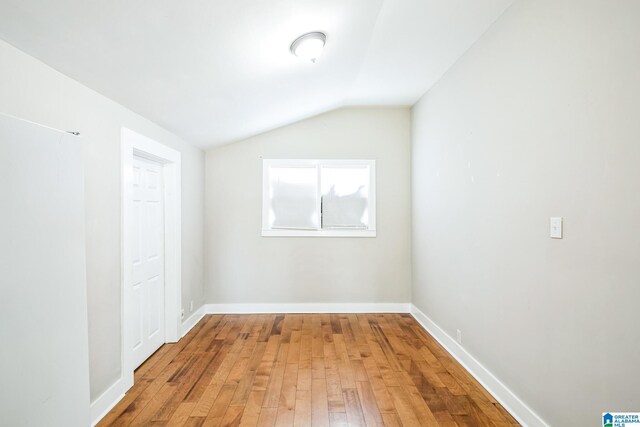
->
[456, 329, 462, 345]
[190, 300, 194, 312]
[181, 308, 185, 320]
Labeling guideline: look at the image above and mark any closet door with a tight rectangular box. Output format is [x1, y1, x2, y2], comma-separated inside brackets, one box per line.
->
[130, 155, 165, 369]
[0, 114, 90, 427]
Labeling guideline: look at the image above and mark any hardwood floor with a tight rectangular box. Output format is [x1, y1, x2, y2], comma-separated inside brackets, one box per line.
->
[99, 314, 519, 426]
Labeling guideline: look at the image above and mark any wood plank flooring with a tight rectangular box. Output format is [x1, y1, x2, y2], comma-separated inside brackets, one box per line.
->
[99, 314, 519, 426]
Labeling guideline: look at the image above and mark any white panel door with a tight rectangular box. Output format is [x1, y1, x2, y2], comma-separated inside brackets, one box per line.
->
[131, 156, 165, 369]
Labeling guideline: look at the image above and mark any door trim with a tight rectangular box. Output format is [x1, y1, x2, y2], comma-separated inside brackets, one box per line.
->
[121, 127, 181, 391]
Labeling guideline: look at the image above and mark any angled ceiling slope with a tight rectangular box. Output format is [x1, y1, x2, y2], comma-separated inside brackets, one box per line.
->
[0, 0, 513, 148]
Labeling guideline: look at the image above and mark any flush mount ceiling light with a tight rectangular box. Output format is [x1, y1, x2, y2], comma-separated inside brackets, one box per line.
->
[290, 32, 327, 63]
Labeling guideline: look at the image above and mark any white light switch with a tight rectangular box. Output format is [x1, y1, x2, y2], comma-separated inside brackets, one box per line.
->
[550, 217, 563, 239]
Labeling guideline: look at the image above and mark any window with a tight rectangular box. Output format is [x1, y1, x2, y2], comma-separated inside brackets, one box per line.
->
[262, 159, 376, 237]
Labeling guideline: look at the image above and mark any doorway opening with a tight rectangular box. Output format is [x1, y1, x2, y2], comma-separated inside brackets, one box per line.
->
[121, 128, 181, 390]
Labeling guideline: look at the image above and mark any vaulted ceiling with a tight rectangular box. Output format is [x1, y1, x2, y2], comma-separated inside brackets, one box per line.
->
[0, 0, 513, 147]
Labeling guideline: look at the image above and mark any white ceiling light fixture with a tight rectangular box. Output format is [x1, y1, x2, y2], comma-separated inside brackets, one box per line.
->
[290, 32, 327, 63]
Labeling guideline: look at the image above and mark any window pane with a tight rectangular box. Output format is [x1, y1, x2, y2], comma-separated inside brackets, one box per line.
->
[321, 166, 370, 229]
[268, 166, 318, 229]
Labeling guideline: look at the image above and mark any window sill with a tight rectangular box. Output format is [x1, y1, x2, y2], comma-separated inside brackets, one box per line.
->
[261, 229, 376, 238]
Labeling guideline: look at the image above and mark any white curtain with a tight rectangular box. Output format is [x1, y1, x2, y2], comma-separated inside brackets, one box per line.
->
[321, 166, 369, 229]
[268, 166, 318, 229]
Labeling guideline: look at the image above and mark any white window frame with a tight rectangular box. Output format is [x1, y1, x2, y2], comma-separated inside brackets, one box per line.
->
[262, 159, 376, 237]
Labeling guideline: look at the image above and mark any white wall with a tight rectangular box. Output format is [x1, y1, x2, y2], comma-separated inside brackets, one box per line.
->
[412, 0, 640, 425]
[0, 39, 205, 401]
[205, 107, 411, 305]
[0, 116, 90, 426]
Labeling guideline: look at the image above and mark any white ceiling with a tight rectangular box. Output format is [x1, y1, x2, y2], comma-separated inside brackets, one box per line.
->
[0, 0, 513, 147]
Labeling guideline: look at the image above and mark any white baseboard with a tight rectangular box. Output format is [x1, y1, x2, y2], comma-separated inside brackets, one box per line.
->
[205, 302, 411, 314]
[181, 304, 206, 337]
[90, 374, 132, 426]
[410, 304, 548, 427]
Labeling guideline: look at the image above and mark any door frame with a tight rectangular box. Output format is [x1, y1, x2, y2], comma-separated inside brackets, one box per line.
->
[121, 127, 181, 390]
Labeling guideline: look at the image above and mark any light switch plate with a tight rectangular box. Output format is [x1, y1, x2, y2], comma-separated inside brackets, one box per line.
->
[550, 217, 563, 239]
